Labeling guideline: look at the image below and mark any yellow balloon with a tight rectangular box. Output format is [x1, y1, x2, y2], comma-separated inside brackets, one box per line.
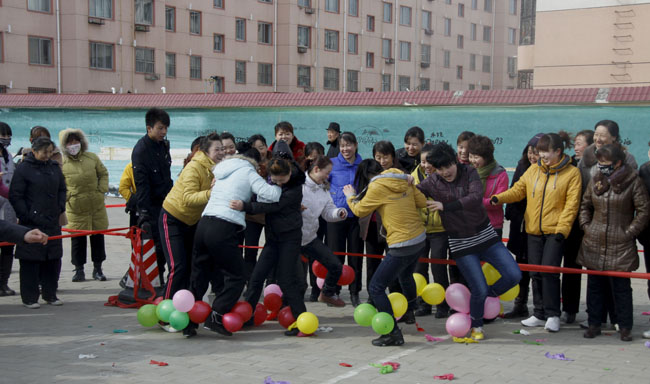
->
[388, 292, 408, 318]
[296, 312, 319, 334]
[420, 283, 445, 305]
[482, 263, 502, 286]
[413, 273, 427, 296]
[500, 284, 520, 301]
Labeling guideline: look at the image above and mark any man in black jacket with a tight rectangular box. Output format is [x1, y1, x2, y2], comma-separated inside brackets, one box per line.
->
[326, 122, 341, 159]
[131, 108, 173, 284]
[0, 220, 48, 245]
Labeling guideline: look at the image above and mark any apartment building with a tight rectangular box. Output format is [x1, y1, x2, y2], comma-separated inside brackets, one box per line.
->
[0, 0, 518, 94]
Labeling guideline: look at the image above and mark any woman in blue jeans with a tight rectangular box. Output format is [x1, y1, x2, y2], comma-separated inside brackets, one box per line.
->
[417, 143, 521, 340]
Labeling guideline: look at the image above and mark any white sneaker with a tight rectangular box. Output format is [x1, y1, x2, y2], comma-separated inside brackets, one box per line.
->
[521, 315, 546, 327]
[158, 323, 180, 333]
[23, 302, 40, 309]
[545, 316, 560, 332]
[46, 299, 64, 306]
[642, 330, 650, 339]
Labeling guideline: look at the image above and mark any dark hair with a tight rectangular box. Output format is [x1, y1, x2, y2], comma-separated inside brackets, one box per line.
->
[0, 122, 12, 136]
[372, 140, 396, 158]
[426, 142, 458, 169]
[536, 131, 572, 153]
[199, 133, 221, 153]
[354, 159, 384, 201]
[594, 120, 620, 142]
[237, 141, 261, 163]
[404, 126, 425, 144]
[575, 130, 594, 146]
[192, 135, 206, 151]
[30, 126, 51, 140]
[220, 131, 236, 143]
[274, 121, 294, 134]
[467, 135, 495, 164]
[145, 108, 170, 128]
[339, 131, 358, 153]
[268, 157, 292, 176]
[457, 131, 475, 144]
[32, 136, 54, 152]
[595, 143, 626, 165]
[305, 155, 332, 173]
[248, 134, 267, 146]
[65, 132, 83, 145]
[420, 143, 434, 155]
[305, 142, 325, 157]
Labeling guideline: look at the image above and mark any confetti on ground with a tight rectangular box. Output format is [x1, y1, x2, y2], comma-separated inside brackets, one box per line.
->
[425, 334, 445, 342]
[523, 340, 543, 346]
[644, 341, 650, 348]
[263, 377, 290, 384]
[452, 337, 478, 344]
[87, 325, 93, 328]
[433, 373, 455, 380]
[112, 329, 128, 333]
[545, 352, 574, 361]
[415, 322, 426, 332]
[642, 311, 650, 315]
[149, 360, 169, 366]
[369, 362, 400, 374]
[78, 354, 97, 359]
[513, 329, 531, 336]
[604, 368, 611, 371]
[317, 326, 333, 333]
[339, 363, 352, 367]
[535, 339, 547, 343]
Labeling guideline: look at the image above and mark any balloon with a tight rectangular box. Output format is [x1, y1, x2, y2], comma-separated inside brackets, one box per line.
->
[413, 273, 427, 296]
[254, 303, 268, 326]
[263, 293, 282, 312]
[337, 265, 355, 285]
[296, 312, 319, 334]
[278, 306, 296, 329]
[137, 304, 159, 327]
[172, 289, 195, 313]
[267, 310, 278, 321]
[445, 283, 471, 314]
[188, 300, 211, 324]
[153, 296, 164, 305]
[421, 283, 446, 305]
[312, 261, 328, 279]
[169, 310, 190, 330]
[222, 313, 243, 333]
[499, 284, 520, 302]
[316, 277, 325, 289]
[371, 312, 395, 335]
[354, 303, 378, 327]
[483, 297, 501, 319]
[482, 263, 502, 286]
[388, 292, 408, 318]
[445, 313, 472, 337]
[263, 284, 283, 298]
[231, 301, 253, 322]
[156, 299, 176, 322]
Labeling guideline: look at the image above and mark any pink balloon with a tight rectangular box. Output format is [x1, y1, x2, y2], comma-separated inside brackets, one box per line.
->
[445, 313, 472, 338]
[483, 296, 500, 319]
[316, 277, 325, 289]
[263, 284, 283, 298]
[172, 289, 195, 313]
[445, 283, 471, 314]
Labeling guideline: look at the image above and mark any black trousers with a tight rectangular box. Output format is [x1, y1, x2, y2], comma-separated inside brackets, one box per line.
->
[587, 274, 633, 330]
[328, 217, 363, 295]
[308, 217, 328, 297]
[0, 245, 14, 285]
[562, 227, 583, 314]
[71, 234, 106, 268]
[301, 238, 342, 296]
[190, 217, 246, 316]
[243, 220, 265, 281]
[638, 234, 650, 300]
[159, 208, 196, 299]
[143, 206, 167, 284]
[416, 232, 451, 311]
[365, 222, 386, 297]
[20, 258, 59, 304]
[528, 234, 564, 319]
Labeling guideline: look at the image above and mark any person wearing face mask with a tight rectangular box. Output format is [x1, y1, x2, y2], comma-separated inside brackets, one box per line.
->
[492, 132, 582, 333]
[0, 122, 18, 296]
[58, 129, 109, 283]
[578, 144, 649, 342]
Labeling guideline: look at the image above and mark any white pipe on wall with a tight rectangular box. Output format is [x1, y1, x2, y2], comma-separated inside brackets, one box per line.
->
[56, 0, 61, 93]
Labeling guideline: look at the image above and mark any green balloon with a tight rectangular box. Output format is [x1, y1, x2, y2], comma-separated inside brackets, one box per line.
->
[354, 303, 378, 327]
[156, 299, 175, 323]
[371, 312, 395, 335]
[137, 304, 159, 327]
[169, 310, 190, 330]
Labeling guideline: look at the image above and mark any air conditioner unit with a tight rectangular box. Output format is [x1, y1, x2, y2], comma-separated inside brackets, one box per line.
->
[135, 24, 150, 32]
[297, 46, 308, 53]
[303, 86, 313, 92]
[420, 62, 430, 68]
[88, 17, 105, 25]
[305, 7, 315, 14]
[385, 58, 395, 64]
[424, 28, 433, 36]
[144, 73, 160, 81]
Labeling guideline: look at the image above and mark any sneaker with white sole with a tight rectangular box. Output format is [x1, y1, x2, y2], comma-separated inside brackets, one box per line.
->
[521, 315, 546, 327]
[23, 302, 40, 309]
[545, 316, 560, 332]
[46, 298, 64, 306]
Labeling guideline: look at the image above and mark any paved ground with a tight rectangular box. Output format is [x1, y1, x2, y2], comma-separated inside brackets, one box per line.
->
[1, 197, 649, 384]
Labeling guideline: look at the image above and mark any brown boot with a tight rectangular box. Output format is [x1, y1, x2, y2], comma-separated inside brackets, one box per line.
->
[620, 328, 632, 342]
[583, 325, 601, 339]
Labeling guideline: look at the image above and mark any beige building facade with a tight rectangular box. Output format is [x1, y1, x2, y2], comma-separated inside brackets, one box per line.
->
[0, 0, 518, 94]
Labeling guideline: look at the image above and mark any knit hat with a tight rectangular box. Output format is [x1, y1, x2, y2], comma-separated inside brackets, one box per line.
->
[327, 122, 341, 133]
[528, 133, 545, 148]
[272, 140, 294, 160]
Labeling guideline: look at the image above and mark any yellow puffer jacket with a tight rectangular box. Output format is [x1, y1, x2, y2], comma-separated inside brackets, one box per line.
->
[119, 162, 135, 201]
[494, 155, 581, 238]
[347, 168, 427, 247]
[162, 151, 215, 226]
[412, 165, 444, 234]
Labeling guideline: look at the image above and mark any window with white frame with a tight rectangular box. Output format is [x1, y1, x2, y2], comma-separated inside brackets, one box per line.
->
[236, 18, 246, 41]
[258, 22, 272, 44]
[325, 0, 339, 13]
[348, 33, 358, 54]
[165, 7, 175, 31]
[236, 61, 246, 83]
[135, 0, 153, 25]
[166, 53, 175, 77]
[381, 74, 391, 91]
[470, 23, 477, 40]
[298, 26, 310, 47]
[29, 37, 52, 65]
[366, 52, 374, 68]
[258, 63, 272, 85]
[297, 65, 311, 87]
[28, 0, 50, 12]
[135, 47, 154, 73]
[399, 41, 410, 61]
[483, 26, 492, 42]
[508, 28, 516, 44]
[444, 18, 451, 36]
[443, 49, 450, 68]
[90, 0, 112, 18]
[400, 6, 411, 26]
[382, 38, 391, 58]
[422, 11, 432, 31]
[190, 11, 201, 35]
[347, 70, 359, 92]
[398, 76, 410, 91]
[324, 67, 339, 90]
[469, 53, 476, 71]
[508, 56, 517, 74]
[421, 44, 431, 63]
[214, 34, 224, 52]
[349, 0, 358, 17]
[419, 78, 430, 91]
[383, 2, 392, 23]
[89, 42, 113, 70]
[190, 56, 201, 79]
[325, 30, 339, 51]
[482, 55, 491, 73]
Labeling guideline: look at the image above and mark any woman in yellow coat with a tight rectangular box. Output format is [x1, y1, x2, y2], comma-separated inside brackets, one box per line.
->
[59, 128, 109, 282]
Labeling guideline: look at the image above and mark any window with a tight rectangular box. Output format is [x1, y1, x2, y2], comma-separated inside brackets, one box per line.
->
[469, 84, 475, 90]
[383, 2, 392, 23]
[419, 78, 430, 91]
[347, 70, 359, 92]
[458, 3, 464, 17]
[28, 87, 56, 93]
[297, 26, 310, 47]
[190, 11, 201, 35]
[399, 6, 411, 27]
[422, 11, 432, 31]
[444, 18, 451, 36]
[482, 55, 491, 73]
[398, 76, 410, 91]
[135, 0, 153, 25]
[470, 23, 477, 40]
[508, 28, 516, 44]
[508, 56, 517, 75]
[325, 0, 339, 13]
[421, 44, 431, 64]
[28, 0, 50, 12]
[365, 88, 374, 92]
[443, 81, 450, 91]
[469, 53, 476, 71]
[483, 26, 492, 42]
[509, 0, 517, 14]
[457, 35, 464, 49]
[165, 7, 175, 31]
[324, 30, 339, 51]
[214, 0, 224, 9]
[165, 53, 175, 77]
[298, 0, 310, 6]
[471, 0, 477, 9]
[520, 0, 536, 45]
[258, 22, 272, 44]
[28, 36, 52, 66]
[236, 60, 246, 84]
[348, 33, 358, 54]
[214, 34, 225, 52]
[259, 0, 272, 3]
[89, 0, 112, 19]
[349, 0, 358, 16]
[297, 65, 311, 87]
[366, 52, 374, 68]
[443, 49, 450, 68]
[236, 18, 246, 41]
[258, 63, 272, 85]
[135, 47, 154, 73]
[484, 0, 492, 12]
[445, 0, 451, 4]
[518, 70, 533, 89]
[214, 77, 224, 93]
[0, 86, 6, 94]
[382, 38, 391, 58]
[399, 41, 410, 61]
[482, 85, 490, 90]
[89, 42, 113, 70]
[0, 33, 3, 63]
[323, 67, 339, 90]
[381, 74, 391, 91]
[367, 15, 375, 31]
[456, 65, 463, 79]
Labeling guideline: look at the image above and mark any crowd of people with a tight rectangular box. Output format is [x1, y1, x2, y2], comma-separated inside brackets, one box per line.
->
[1, 111, 650, 346]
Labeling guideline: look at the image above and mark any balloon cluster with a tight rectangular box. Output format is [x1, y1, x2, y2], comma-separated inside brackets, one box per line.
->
[136, 289, 210, 331]
[312, 261, 355, 286]
[352, 291, 410, 335]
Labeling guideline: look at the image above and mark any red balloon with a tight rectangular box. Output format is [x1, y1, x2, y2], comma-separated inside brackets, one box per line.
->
[337, 265, 355, 286]
[231, 301, 253, 322]
[278, 306, 296, 329]
[188, 300, 211, 324]
[254, 303, 267, 326]
[312, 261, 328, 279]
[263, 293, 282, 312]
[267, 310, 278, 321]
[222, 313, 244, 333]
[153, 296, 164, 305]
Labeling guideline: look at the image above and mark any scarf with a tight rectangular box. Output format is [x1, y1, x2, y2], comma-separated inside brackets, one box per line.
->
[476, 160, 497, 190]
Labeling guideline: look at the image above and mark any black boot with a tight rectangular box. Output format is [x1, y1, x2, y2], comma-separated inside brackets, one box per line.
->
[396, 309, 416, 324]
[72, 268, 85, 282]
[414, 297, 432, 317]
[350, 293, 360, 307]
[0, 248, 15, 295]
[503, 297, 529, 319]
[183, 322, 198, 338]
[372, 327, 404, 346]
[92, 263, 107, 281]
[0, 284, 15, 296]
[434, 305, 449, 319]
[203, 311, 232, 336]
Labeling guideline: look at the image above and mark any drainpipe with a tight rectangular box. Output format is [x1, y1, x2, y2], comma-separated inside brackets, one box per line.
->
[315, 0, 320, 90]
[490, 0, 496, 89]
[274, 0, 278, 92]
[56, 0, 61, 93]
[394, 0, 398, 91]
[343, 0, 347, 92]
